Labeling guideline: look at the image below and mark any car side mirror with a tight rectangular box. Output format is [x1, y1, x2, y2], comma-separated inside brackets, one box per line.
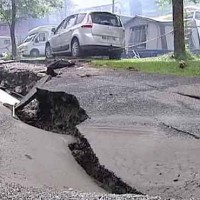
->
[51, 28, 56, 34]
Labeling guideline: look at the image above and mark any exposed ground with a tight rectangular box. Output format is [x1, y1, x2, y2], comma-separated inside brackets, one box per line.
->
[0, 61, 200, 199]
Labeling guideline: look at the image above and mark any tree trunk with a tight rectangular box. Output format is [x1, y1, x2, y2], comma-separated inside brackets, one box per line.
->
[172, 0, 186, 60]
[10, 0, 17, 60]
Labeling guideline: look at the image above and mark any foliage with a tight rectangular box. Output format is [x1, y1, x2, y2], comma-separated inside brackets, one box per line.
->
[0, 0, 63, 59]
[0, 0, 63, 24]
[2, 52, 12, 61]
[157, 0, 200, 6]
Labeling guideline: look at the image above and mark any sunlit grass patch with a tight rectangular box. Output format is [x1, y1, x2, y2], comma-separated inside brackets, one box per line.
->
[92, 58, 200, 77]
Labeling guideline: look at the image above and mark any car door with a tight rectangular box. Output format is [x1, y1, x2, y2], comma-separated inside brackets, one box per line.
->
[50, 19, 66, 53]
[59, 14, 78, 52]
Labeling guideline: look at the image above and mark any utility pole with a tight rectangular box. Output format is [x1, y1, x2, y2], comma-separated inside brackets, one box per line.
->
[112, 0, 115, 13]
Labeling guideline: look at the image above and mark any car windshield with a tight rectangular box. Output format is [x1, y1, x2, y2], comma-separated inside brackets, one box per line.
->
[23, 33, 37, 43]
[91, 12, 122, 27]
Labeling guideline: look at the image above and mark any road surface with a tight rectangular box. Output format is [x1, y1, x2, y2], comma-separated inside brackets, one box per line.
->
[43, 65, 200, 199]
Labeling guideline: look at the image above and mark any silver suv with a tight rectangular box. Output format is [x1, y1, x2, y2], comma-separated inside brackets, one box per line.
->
[45, 11, 125, 59]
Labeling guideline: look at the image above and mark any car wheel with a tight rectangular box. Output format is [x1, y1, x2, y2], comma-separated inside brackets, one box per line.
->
[30, 49, 40, 57]
[109, 52, 122, 60]
[71, 38, 81, 57]
[45, 44, 54, 59]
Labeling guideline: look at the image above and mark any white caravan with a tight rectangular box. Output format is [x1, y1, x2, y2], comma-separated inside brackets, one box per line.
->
[0, 36, 11, 56]
[18, 25, 55, 57]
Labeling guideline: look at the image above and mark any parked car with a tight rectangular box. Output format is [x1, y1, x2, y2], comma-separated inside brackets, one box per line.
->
[18, 25, 55, 57]
[0, 36, 11, 57]
[45, 11, 125, 59]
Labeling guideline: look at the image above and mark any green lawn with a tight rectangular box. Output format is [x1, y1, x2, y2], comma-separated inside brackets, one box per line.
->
[92, 58, 200, 77]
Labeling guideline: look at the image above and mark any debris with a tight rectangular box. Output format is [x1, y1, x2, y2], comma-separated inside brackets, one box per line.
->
[36, 88, 88, 129]
[25, 154, 33, 160]
[179, 60, 187, 69]
[46, 59, 75, 76]
[127, 66, 138, 71]
[78, 74, 99, 78]
[0, 64, 41, 95]
[15, 75, 51, 111]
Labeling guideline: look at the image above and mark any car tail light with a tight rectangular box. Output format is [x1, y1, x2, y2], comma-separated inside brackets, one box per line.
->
[81, 14, 93, 28]
[81, 24, 93, 28]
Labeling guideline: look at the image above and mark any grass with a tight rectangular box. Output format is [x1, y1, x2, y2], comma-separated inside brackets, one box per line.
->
[92, 56, 200, 77]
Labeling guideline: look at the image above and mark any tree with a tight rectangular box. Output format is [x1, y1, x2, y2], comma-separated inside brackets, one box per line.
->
[157, 0, 200, 59]
[0, 0, 63, 59]
[172, 0, 185, 59]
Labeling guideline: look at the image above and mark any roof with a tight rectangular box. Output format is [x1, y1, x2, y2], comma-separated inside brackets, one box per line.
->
[125, 15, 173, 27]
[28, 25, 56, 34]
[0, 36, 11, 39]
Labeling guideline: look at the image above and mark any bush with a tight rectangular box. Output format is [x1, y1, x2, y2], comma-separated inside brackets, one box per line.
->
[2, 52, 12, 61]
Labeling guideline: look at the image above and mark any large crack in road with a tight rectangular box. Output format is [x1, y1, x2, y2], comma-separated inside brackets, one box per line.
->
[16, 87, 143, 195]
[1, 60, 200, 200]
[0, 61, 144, 197]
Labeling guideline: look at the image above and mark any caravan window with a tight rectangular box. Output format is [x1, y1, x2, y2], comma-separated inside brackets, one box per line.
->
[185, 11, 194, 20]
[4, 39, 10, 45]
[129, 25, 147, 49]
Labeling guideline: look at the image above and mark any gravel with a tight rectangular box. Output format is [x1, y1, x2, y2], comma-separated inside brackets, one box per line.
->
[0, 182, 161, 200]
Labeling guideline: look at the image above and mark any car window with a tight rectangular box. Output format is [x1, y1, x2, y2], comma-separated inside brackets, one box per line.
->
[90, 12, 122, 27]
[55, 20, 66, 34]
[23, 33, 37, 43]
[35, 32, 47, 43]
[76, 13, 86, 24]
[64, 15, 77, 29]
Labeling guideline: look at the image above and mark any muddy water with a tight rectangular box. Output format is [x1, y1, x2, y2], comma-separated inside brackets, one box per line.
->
[79, 123, 200, 199]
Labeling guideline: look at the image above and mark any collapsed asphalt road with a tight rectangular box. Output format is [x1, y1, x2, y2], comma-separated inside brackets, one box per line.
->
[0, 61, 200, 199]
[0, 61, 160, 200]
[41, 64, 200, 199]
